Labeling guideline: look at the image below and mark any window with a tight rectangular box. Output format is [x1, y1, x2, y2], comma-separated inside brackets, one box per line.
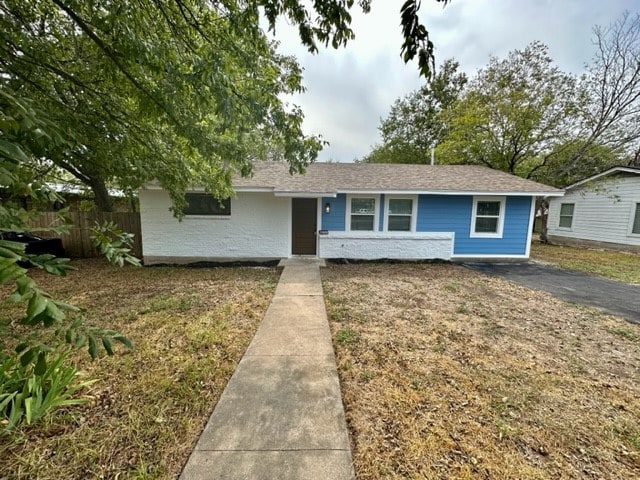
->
[559, 203, 574, 229]
[632, 203, 640, 235]
[349, 197, 376, 231]
[184, 193, 231, 216]
[385, 197, 416, 232]
[470, 197, 505, 238]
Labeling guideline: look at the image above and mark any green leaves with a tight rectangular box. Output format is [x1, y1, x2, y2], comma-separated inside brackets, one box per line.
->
[364, 59, 467, 164]
[2, 1, 326, 214]
[1, 350, 95, 434]
[90, 221, 141, 267]
[434, 42, 582, 183]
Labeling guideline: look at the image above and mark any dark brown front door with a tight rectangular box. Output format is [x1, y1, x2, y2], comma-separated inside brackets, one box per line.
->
[292, 198, 317, 255]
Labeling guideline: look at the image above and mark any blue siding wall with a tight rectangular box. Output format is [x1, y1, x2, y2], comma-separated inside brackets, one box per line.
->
[322, 194, 346, 231]
[417, 195, 532, 255]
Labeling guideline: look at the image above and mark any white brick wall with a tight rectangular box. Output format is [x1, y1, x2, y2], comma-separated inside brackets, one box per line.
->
[140, 190, 291, 263]
[318, 232, 454, 260]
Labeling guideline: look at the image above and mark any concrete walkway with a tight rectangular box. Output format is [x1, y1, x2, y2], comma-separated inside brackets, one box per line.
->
[180, 258, 354, 479]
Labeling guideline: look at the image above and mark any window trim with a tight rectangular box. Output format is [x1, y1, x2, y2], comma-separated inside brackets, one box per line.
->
[469, 196, 505, 238]
[346, 194, 379, 232]
[383, 195, 418, 232]
[183, 192, 231, 218]
[558, 202, 575, 230]
[628, 202, 640, 236]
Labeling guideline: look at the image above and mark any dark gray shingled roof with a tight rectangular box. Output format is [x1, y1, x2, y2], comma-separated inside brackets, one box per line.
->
[233, 162, 563, 195]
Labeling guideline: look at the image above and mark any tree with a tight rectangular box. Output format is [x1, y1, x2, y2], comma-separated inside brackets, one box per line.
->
[363, 59, 467, 164]
[435, 42, 579, 182]
[1, 0, 451, 429]
[1, 1, 450, 212]
[573, 11, 640, 170]
[1, 0, 325, 212]
[1, 91, 138, 432]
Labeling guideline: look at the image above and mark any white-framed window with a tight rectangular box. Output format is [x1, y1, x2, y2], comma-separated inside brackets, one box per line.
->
[347, 195, 378, 231]
[384, 196, 417, 232]
[184, 193, 231, 216]
[470, 196, 505, 238]
[558, 203, 575, 229]
[630, 203, 640, 235]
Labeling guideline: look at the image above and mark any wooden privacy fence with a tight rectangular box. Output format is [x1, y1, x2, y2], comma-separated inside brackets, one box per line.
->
[27, 212, 142, 258]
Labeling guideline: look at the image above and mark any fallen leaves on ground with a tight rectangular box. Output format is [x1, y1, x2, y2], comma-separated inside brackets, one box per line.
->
[323, 262, 640, 479]
[0, 259, 279, 479]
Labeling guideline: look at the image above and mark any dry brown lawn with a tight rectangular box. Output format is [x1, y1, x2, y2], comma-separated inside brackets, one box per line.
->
[323, 262, 640, 479]
[1, 259, 279, 479]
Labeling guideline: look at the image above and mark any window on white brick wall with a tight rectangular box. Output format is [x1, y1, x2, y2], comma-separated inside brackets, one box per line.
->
[184, 193, 231, 216]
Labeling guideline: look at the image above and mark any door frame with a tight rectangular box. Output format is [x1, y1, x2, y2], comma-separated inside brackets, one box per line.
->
[290, 197, 320, 256]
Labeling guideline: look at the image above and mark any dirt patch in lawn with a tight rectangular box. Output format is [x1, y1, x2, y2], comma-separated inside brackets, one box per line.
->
[0, 259, 279, 479]
[323, 263, 640, 479]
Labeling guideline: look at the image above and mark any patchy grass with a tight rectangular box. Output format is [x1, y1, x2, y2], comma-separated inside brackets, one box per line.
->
[531, 242, 640, 284]
[323, 263, 640, 479]
[0, 259, 279, 479]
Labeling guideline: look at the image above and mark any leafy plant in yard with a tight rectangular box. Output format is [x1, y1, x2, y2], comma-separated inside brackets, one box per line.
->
[0, 91, 136, 433]
[90, 221, 141, 267]
[0, 350, 94, 433]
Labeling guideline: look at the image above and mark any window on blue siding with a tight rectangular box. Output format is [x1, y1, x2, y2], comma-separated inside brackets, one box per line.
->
[184, 193, 231, 216]
[632, 204, 640, 234]
[350, 197, 375, 231]
[559, 203, 574, 228]
[387, 198, 413, 231]
[475, 201, 500, 232]
[470, 197, 505, 238]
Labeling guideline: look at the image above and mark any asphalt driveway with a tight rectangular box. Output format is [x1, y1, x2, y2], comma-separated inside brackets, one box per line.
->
[466, 262, 640, 323]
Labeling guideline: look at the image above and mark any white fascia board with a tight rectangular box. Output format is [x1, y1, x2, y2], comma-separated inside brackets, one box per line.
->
[273, 191, 337, 198]
[338, 189, 564, 197]
[565, 167, 640, 191]
[234, 187, 276, 193]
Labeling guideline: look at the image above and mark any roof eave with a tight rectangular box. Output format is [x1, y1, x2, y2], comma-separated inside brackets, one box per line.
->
[564, 166, 640, 191]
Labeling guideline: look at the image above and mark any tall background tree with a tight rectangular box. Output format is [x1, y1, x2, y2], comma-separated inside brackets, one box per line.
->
[363, 59, 467, 164]
[363, 12, 640, 187]
[435, 41, 580, 182]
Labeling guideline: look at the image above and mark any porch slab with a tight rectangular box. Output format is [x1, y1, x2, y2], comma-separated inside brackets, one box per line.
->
[274, 265, 324, 296]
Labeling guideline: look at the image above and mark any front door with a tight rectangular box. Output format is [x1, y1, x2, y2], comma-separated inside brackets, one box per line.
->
[291, 198, 317, 255]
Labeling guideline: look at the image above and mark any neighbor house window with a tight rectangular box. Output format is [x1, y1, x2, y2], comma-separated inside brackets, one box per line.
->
[559, 203, 574, 229]
[470, 197, 505, 238]
[385, 197, 416, 232]
[184, 193, 231, 216]
[632, 203, 640, 235]
[349, 197, 376, 231]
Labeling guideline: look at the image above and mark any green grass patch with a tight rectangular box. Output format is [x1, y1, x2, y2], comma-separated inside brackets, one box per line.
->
[531, 242, 640, 284]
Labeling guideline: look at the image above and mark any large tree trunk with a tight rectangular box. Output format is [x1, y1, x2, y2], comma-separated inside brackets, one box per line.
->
[537, 197, 549, 243]
[89, 178, 114, 212]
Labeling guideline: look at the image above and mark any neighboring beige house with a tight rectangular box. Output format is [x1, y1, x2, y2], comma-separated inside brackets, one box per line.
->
[547, 166, 640, 253]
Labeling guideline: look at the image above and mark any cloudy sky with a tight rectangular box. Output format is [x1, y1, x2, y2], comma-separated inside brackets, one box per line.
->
[267, 0, 637, 162]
